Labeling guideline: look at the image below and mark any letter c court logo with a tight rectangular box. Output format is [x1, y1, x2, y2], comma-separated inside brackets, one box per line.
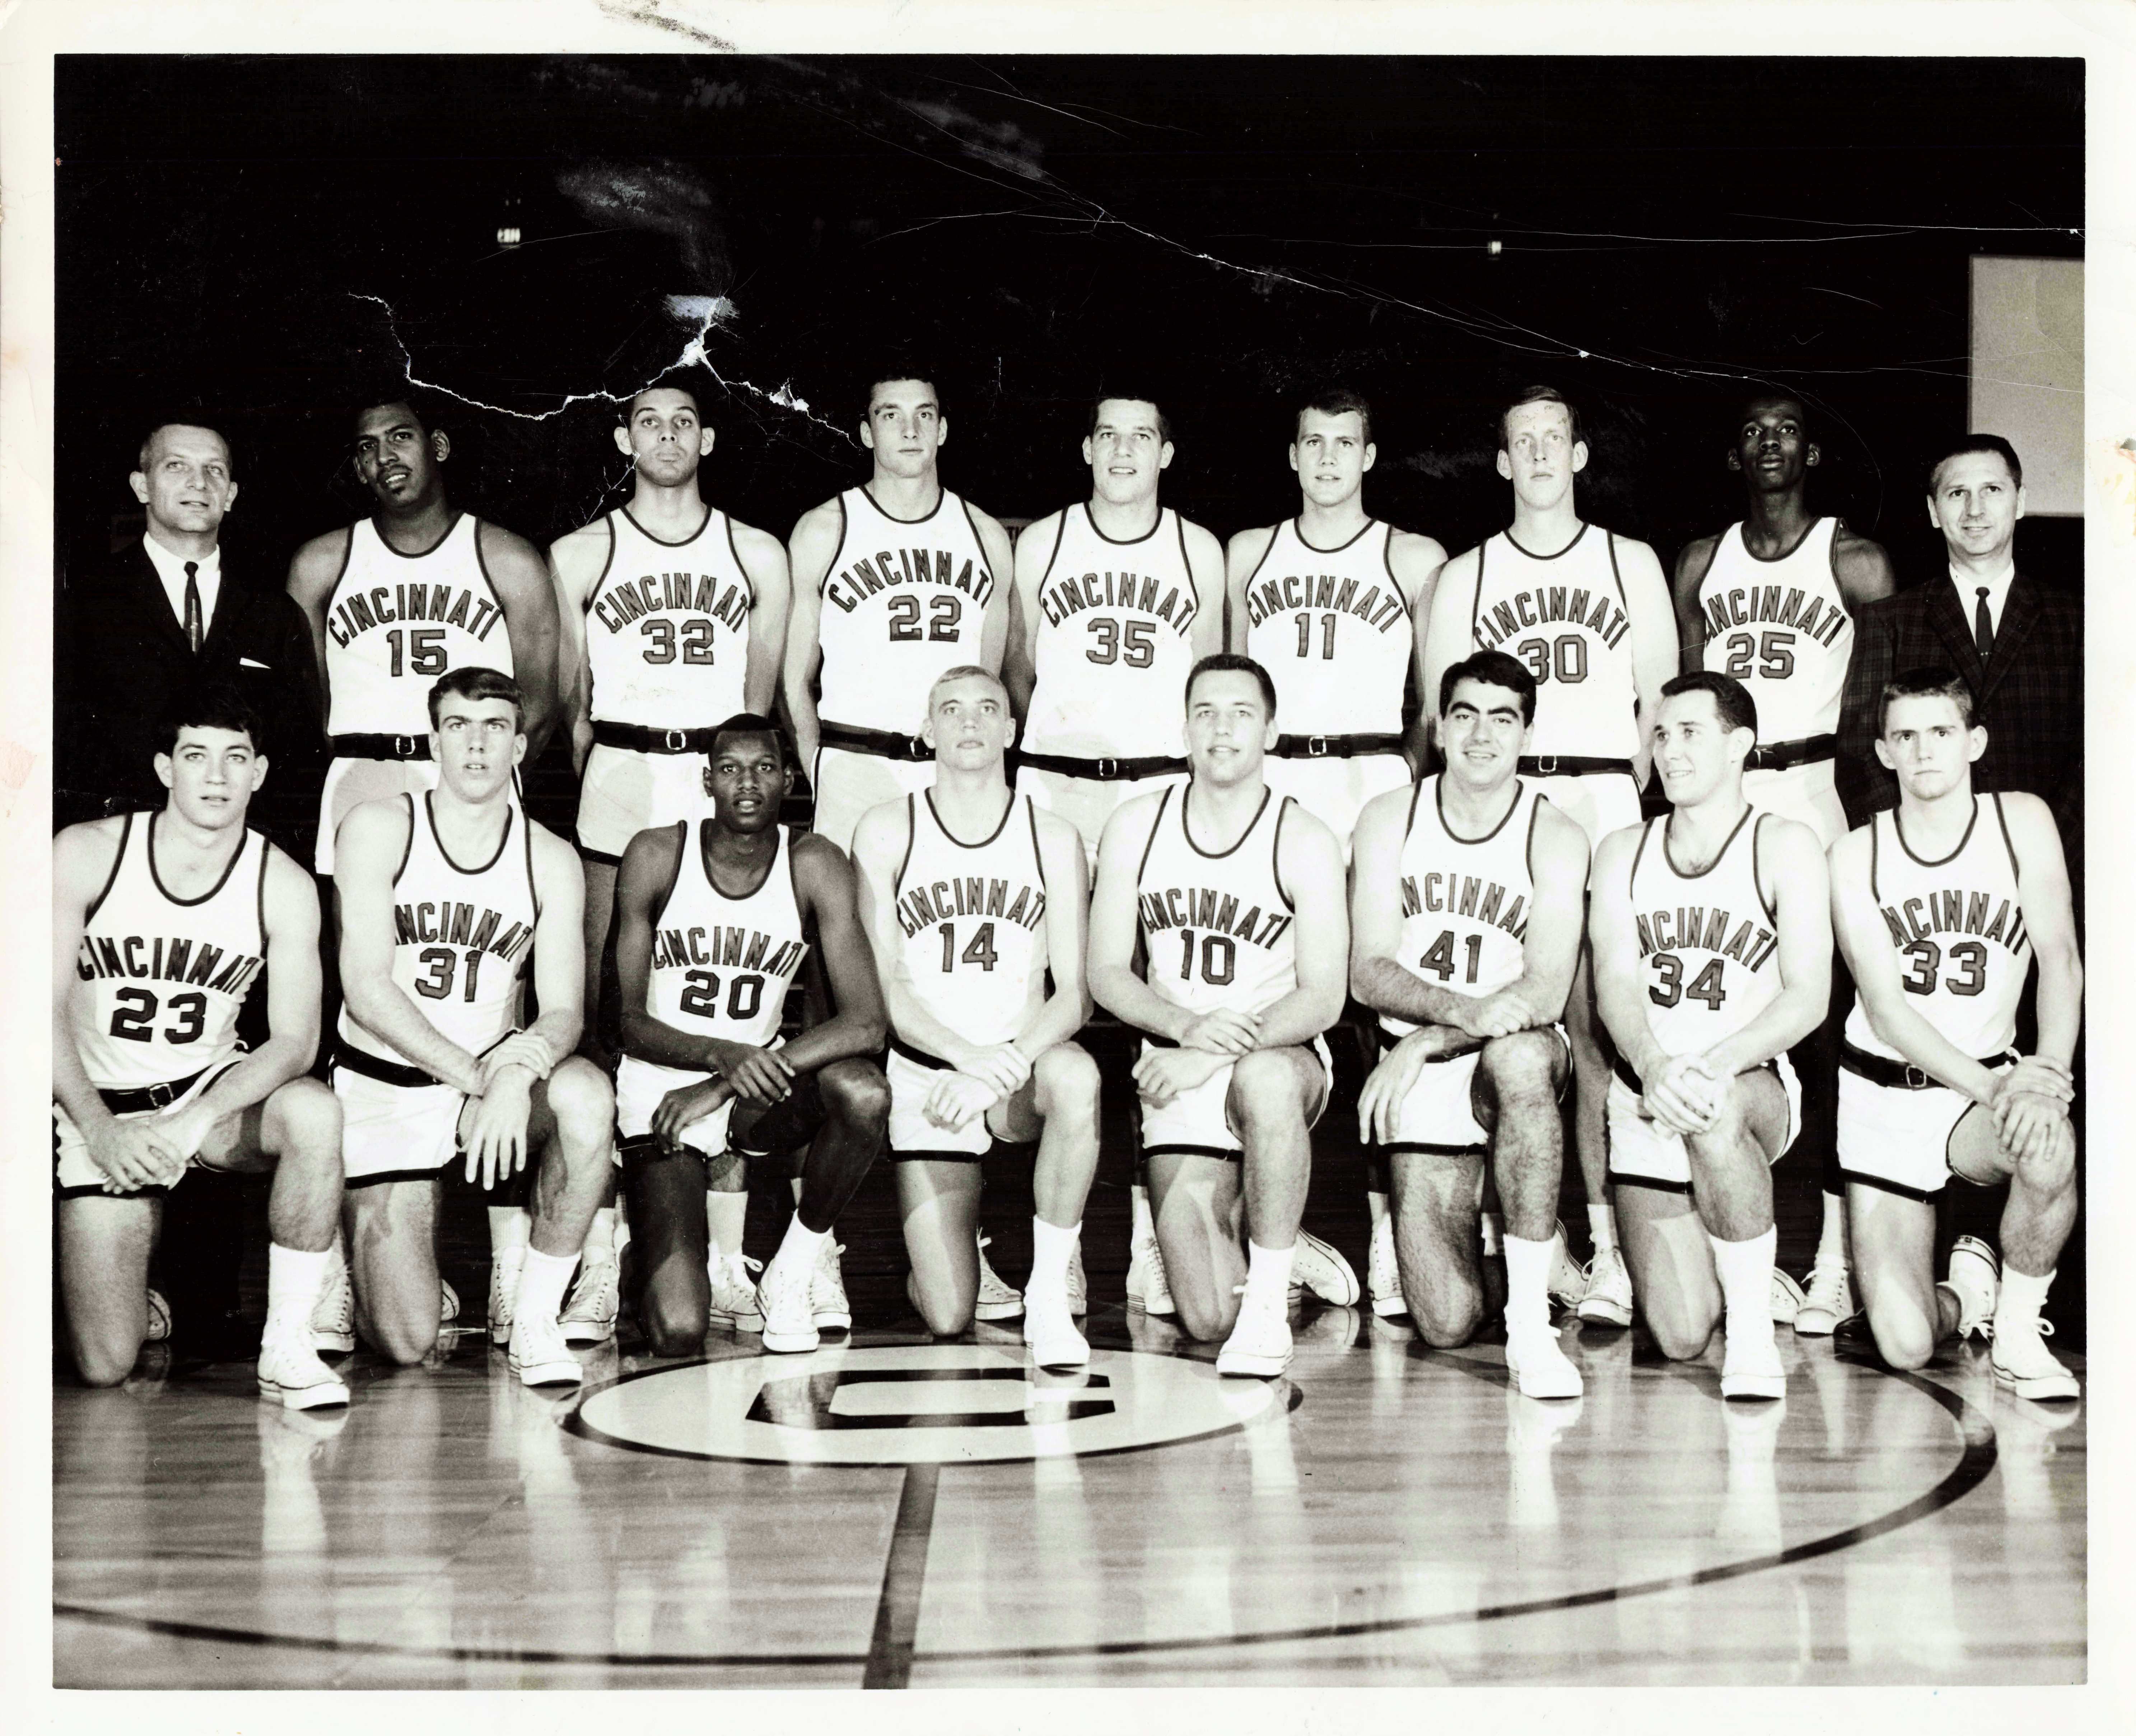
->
[568, 1343, 1281, 1465]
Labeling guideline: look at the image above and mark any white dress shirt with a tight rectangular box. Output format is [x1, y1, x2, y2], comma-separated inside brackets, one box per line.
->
[141, 533, 222, 641]
[1949, 557, 2015, 639]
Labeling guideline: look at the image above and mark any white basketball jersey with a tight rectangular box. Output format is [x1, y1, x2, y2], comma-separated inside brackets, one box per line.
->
[1025, 504, 1202, 758]
[338, 794, 539, 1065]
[1624, 807, 1783, 1058]
[71, 812, 268, 1090]
[1135, 783, 1299, 1019]
[1381, 776, 1542, 1039]
[324, 515, 514, 736]
[616, 822, 811, 1105]
[1844, 795, 2031, 1061]
[585, 506, 754, 728]
[1469, 525, 1637, 759]
[816, 486, 996, 735]
[893, 791, 1051, 1046]
[1242, 520, 1411, 736]
[1697, 518, 1852, 741]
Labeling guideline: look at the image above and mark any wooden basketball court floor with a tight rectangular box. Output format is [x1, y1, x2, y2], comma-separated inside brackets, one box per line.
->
[53, 1098, 2086, 1689]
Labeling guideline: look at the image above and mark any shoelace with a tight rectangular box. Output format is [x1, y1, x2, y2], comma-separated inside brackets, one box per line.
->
[1977, 1318, 2055, 1342]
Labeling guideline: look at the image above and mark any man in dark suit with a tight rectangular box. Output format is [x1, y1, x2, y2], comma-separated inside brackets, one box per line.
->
[1838, 434, 2081, 867]
[56, 422, 323, 849]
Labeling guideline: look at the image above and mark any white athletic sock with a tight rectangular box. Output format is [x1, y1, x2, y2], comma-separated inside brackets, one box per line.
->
[488, 1205, 531, 1258]
[515, 1246, 577, 1330]
[1501, 1233, 1552, 1331]
[1130, 1182, 1155, 1246]
[1587, 1203, 1617, 1254]
[705, 1189, 748, 1263]
[1994, 1264, 2054, 1335]
[1815, 1193, 1848, 1268]
[580, 1206, 616, 1264]
[1244, 1240, 1295, 1306]
[1366, 1189, 1390, 1228]
[777, 1214, 830, 1268]
[266, 1243, 333, 1335]
[1479, 1212, 1505, 1259]
[1707, 1226, 1778, 1336]
[1030, 1217, 1079, 1302]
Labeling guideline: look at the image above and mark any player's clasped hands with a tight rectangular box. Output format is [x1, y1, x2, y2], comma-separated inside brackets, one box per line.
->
[957, 1041, 1032, 1097]
[652, 1077, 733, 1152]
[1454, 986, 1535, 1041]
[1133, 1043, 1231, 1106]
[1641, 1052, 1724, 1137]
[704, 1039, 794, 1105]
[478, 1031, 556, 1089]
[1177, 1006, 1260, 1055]
[89, 1117, 189, 1194]
[924, 1070, 1001, 1131]
[459, 1066, 534, 1188]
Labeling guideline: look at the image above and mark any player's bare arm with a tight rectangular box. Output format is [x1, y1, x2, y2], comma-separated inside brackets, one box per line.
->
[547, 518, 613, 777]
[780, 833, 890, 1072]
[1831, 525, 1897, 615]
[285, 527, 356, 731]
[1418, 545, 1480, 756]
[1237, 802, 1347, 1049]
[780, 499, 842, 766]
[968, 504, 1017, 675]
[1088, 790, 1226, 1046]
[2000, 793, 2084, 1155]
[1391, 528, 1450, 769]
[1698, 815, 1832, 1080]
[1224, 525, 1281, 654]
[1003, 507, 1064, 718]
[1181, 518, 1227, 662]
[732, 518, 793, 716]
[1671, 534, 1724, 674]
[1589, 827, 1678, 1089]
[475, 523, 563, 760]
[1617, 536, 1677, 786]
[852, 799, 997, 1078]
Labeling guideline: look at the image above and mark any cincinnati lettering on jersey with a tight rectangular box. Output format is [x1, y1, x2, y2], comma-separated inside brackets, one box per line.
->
[1398, 872, 1529, 938]
[593, 571, 751, 636]
[1634, 904, 1778, 971]
[1879, 887, 2029, 957]
[392, 901, 536, 962]
[1475, 586, 1628, 651]
[1138, 886, 1293, 950]
[77, 932, 265, 997]
[1701, 585, 1847, 647]
[825, 546, 994, 615]
[327, 582, 502, 649]
[1245, 571, 1406, 633]
[1040, 569, 1196, 635]
[651, 923, 808, 976]
[897, 876, 1046, 938]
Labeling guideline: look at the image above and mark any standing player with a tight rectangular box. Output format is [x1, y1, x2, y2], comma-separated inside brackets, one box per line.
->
[1349, 652, 1590, 1396]
[53, 691, 347, 1406]
[1227, 388, 1446, 848]
[611, 715, 891, 1355]
[1588, 673, 1832, 1398]
[288, 397, 562, 876]
[1674, 394, 1897, 1334]
[853, 667, 1101, 1366]
[1421, 386, 1678, 1330]
[1828, 669, 2080, 1397]
[783, 370, 1016, 855]
[330, 669, 613, 1385]
[1088, 654, 1356, 1377]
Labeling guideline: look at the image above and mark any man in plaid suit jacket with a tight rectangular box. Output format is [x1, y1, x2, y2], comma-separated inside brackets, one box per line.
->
[1837, 434, 2082, 879]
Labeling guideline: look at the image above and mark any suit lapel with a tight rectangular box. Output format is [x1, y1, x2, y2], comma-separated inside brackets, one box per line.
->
[1921, 573, 1983, 680]
[131, 546, 197, 659]
[1979, 574, 2044, 701]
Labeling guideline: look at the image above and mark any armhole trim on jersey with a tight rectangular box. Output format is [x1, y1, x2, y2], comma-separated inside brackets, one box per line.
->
[1991, 792, 2021, 884]
[1404, 775, 1426, 840]
[1524, 789, 1543, 886]
[1039, 509, 1069, 591]
[1868, 812, 1883, 905]
[956, 496, 994, 600]
[722, 511, 756, 613]
[1825, 516, 1846, 602]
[1272, 796, 1296, 913]
[256, 833, 271, 956]
[524, 808, 542, 924]
[328, 523, 357, 596]
[1381, 520, 1399, 589]
[1240, 525, 1279, 594]
[1627, 815, 1652, 893]
[820, 494, 850, 599]
[1026, 796, 1047, 901]
[391, 793, 416, 887]
[1752, 812, 1778, 927]
[1175, 510, 1195, 612]
[471, 518, 507, 619]
[1605, 528, 1628, 608]
[84, 811, 133, 924]
[650, 820, 690, 928]
[893, 795, 918, 899]
[593, 514, 618, 597]
[1470, 540, 1487, 646]
[1133, 784, 1175, 889]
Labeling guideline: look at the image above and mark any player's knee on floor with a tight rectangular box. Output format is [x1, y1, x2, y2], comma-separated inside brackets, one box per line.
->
[69, 1324, 146, 1389]
[640, 1278, 710, 1357]
[910, 1271, 978, 1338]
[819, 1058, 891, 1132]
[1641, 1292, 1720, 1363]
[364, 1303, 440, 1367]
[1411, 1285, 1484, 1350]
[1865, 1298, 1937, 1372]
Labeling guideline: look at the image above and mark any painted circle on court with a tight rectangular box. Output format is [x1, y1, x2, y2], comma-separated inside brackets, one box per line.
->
[570, 1343, 1278, 1465]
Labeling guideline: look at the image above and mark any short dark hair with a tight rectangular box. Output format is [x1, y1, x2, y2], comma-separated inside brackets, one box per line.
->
[1496, 385, 1582, 451]
[159, 686, 265, 759]
[1879, 665, 1976, 734]
[1090, 392, 1172, 446]
[353, 394, 430, 438]
[426, 666, 523, 732]
[1438, 649, 1538, 726]
[625, 370, 708, 422]
[708, 711, 789, 766]
[1660, 669, 1758, 737]
[1927, 434, 2023, 495]
[864, 368, 940, 416]
[1185, 652, 1277, 718]
[136, 420, 233, 476]
[1296, 388, 1372, 448]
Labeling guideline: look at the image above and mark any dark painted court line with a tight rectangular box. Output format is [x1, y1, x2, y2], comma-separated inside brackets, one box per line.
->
[861, 1463, 941, 1689]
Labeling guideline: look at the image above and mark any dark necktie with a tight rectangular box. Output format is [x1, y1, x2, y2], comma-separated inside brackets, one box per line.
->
[1973, 586, 1994, 664]
[182, 564, 203, 658]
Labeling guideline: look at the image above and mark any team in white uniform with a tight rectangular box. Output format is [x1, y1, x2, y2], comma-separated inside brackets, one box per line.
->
[1827, 672, 2081, 1397]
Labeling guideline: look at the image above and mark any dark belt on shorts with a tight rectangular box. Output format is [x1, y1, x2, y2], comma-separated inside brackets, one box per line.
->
[1746, 733, 1837, 773]
[1615, 1054, 1787, 1093]
[819, 721, 936, 762]
[888, 1033, 954, 1072]
[1018, 749, 1189, 781]
[1839, 1040, 2008, 1091]
[98, 1068, 210, 1114]
[332, 1038, 445, 1089]
[1518, 755, 1635, 778]
[331, 733, 432, 762]
[593, 720, 721, 755]
[1272, 732, 1406, 760]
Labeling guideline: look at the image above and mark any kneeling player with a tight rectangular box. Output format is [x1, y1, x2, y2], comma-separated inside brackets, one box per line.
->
[1090, 654, 1357, 1377]
[54, 692, 346, 1406]
[1589, 673, 1830, 1399]
[333, 668, 613, 1385]
[612, 715, 890, 1356]
[854, 667, 1100, 1366]
[1828, 669, 2080, 1397]
[1350, 652, 1590, 1396]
